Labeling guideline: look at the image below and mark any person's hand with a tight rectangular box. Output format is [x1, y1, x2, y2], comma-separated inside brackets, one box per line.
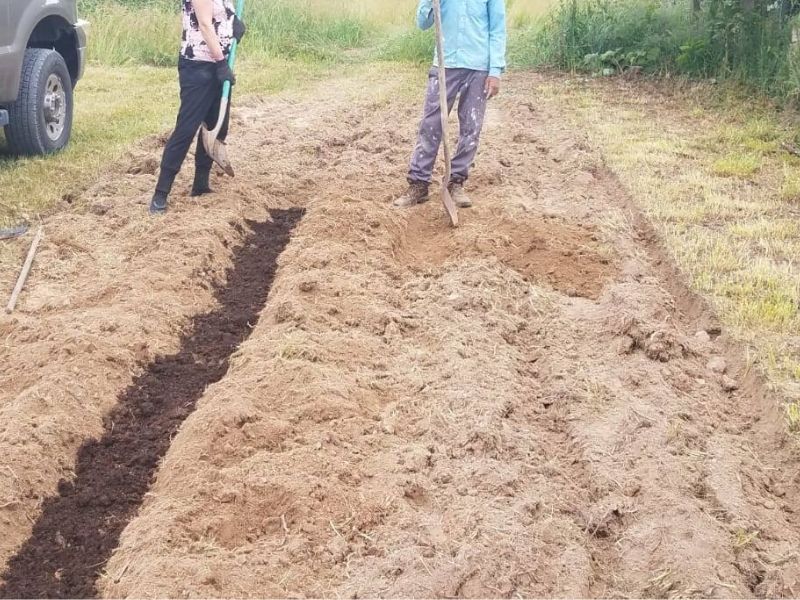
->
[215, 59, 236, 85]
[485, 76, 500, 99]
[233, 16, 246, 42]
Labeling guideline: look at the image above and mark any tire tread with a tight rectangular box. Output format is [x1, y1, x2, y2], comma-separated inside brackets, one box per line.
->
[5, 49, 73, 156]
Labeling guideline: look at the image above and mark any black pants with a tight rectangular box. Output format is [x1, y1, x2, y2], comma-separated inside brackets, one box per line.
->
[155, 57, 232, 195]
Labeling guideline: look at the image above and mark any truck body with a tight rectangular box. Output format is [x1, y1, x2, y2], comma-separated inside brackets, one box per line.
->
[0, 0, 88, 153]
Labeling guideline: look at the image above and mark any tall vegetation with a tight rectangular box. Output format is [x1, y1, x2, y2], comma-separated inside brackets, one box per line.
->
[514, 0, 800, 100]
[82, 0, 372, 66]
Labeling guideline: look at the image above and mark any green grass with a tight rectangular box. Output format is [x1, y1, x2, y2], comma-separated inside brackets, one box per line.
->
[378, 28, 434, 64]
[84, 3, 179, 66]
[711, 153, 762, 178]
[84, 0, 374, 66]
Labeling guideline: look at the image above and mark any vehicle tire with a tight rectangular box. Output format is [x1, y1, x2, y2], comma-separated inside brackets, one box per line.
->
[5, 48, 74, 156]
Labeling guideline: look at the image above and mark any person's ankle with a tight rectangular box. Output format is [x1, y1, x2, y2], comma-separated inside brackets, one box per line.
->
[191, 170, 213, 196]
[149, 191, 169, 214]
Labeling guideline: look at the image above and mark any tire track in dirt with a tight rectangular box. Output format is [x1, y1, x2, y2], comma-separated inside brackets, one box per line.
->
[0, 209, 302, 598]
[100, 72, 800, 598]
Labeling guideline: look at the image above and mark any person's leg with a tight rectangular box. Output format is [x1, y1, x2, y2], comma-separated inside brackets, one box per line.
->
[450, 70, 489, 186]
[446, 70, 490, 208]
[192, 85, 229, 196]
[407, 67, 463, 185]
[397, 68, 465, 208]
[151, 60, 218, 212]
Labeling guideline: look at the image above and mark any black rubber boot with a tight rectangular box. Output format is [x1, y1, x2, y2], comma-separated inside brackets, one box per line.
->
[191, 169, 213, 197]
[149, 191, 169, 215]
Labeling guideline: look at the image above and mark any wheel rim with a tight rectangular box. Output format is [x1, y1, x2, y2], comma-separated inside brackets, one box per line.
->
[43, 74, 66, 142]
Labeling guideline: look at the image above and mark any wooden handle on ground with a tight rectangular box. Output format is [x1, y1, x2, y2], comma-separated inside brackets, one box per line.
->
[6, 226, 43, 314]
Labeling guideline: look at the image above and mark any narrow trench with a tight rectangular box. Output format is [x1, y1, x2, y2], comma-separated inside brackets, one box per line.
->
[0, 207, 304, 599]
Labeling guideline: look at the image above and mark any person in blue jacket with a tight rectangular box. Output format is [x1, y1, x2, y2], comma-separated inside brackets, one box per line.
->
[394, 0, 506, 209]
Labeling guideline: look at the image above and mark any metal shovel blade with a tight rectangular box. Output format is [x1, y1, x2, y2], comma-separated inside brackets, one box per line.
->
[201, 127, 235, 178]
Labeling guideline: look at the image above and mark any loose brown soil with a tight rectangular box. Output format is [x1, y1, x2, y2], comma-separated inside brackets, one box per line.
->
[0, 210, 301, 598]
[1, 70, 800, 598]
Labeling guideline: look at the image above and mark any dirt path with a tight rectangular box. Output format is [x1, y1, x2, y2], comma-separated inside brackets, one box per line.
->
[2, 70, 800, 598]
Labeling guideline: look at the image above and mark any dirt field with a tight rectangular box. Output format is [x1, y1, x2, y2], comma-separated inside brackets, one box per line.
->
[1, 71, 800, 598]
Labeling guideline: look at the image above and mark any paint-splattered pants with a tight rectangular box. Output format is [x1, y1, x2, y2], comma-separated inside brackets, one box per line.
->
[408, 67, 489, 185]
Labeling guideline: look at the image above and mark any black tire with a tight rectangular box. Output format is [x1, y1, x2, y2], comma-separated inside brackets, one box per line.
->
[5, 48, 74, 156]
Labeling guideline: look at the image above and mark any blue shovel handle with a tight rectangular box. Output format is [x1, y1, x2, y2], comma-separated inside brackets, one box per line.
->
[221, 0, 246, 100]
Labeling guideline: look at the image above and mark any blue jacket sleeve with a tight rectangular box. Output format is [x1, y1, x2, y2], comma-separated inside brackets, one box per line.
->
[488, 0, 507, 77]
[417, 0, 434, 30]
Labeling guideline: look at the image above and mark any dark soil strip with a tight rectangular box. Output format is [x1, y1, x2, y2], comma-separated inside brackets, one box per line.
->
[0, 208, 304, 599]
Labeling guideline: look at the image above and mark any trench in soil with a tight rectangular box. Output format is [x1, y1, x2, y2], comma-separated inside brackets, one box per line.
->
[0, 208, 304, 599]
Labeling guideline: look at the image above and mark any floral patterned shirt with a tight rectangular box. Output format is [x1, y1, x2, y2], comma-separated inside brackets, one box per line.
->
[181, 0, 235, 62]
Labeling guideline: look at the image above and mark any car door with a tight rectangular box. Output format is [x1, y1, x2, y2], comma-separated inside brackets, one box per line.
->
[0, 2, 10, 50]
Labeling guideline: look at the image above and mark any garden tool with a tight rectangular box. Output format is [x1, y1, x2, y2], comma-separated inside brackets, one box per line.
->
[201, 0, 245, 177]
[433, 0, 458, 227]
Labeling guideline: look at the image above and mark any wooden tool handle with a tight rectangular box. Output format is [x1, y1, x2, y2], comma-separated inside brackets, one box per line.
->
[6, 226, 43, 314]
[432, 0, 451, 187]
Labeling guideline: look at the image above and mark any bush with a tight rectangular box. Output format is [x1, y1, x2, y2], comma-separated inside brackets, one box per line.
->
[514, 0, 800, 101]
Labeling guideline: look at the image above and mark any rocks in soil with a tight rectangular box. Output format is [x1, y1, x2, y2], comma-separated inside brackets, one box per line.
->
[695, 330, 711, 343]
[707, 356, 727, 374]
[721, 375, 739, 392]
[644, 330, 687, 363]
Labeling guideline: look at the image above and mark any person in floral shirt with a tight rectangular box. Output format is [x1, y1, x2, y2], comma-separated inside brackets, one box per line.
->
[150, 0, 245, 214]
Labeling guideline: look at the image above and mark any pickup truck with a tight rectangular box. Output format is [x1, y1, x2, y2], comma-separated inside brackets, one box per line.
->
[0, 0, 88, 155]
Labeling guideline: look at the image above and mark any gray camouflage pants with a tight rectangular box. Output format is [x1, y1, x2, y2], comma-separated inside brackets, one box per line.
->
[408, 67, 489, 185]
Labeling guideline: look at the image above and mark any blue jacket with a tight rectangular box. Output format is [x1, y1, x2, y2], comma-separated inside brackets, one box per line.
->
[416, 0, 507, 77]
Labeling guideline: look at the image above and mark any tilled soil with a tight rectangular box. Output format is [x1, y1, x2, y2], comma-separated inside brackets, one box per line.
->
[0, 210, 302, 598]
[2, 71, 800, 598]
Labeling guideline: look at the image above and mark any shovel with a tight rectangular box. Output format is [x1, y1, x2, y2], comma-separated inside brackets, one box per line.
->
[201, 0, 245, 177]
[432, 0, 458, 227]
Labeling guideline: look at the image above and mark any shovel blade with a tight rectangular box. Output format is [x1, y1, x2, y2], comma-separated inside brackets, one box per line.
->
[201, 128, 235, 178]
[441, 187, 459, 228]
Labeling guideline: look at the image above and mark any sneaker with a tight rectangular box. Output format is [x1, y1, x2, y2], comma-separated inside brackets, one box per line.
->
[448, 182, 473, 208]
[149, 191, 169, 215]
[393, 182, 430, 208]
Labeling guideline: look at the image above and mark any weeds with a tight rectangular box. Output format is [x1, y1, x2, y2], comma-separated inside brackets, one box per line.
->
[514, 0, 800, 102]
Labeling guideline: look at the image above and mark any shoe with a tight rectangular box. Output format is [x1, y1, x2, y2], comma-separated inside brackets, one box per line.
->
[393, 181, 430, 208]
[191, 170, 213, 197]
[448, 182, 473, 208]
[149, 191, 169, 215]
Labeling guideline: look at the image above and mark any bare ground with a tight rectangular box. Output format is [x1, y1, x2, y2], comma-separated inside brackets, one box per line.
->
[1, 71, 799, 598]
